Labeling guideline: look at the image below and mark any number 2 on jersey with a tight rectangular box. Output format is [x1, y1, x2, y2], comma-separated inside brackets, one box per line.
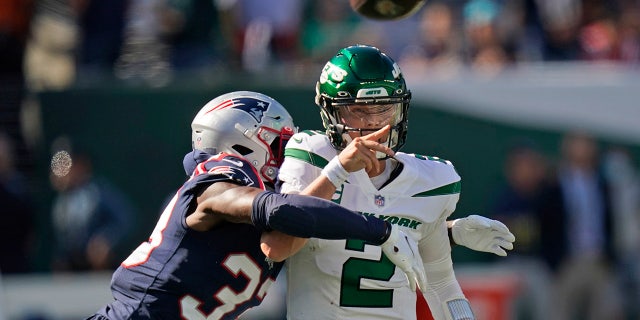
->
[340, 239, 396, 307]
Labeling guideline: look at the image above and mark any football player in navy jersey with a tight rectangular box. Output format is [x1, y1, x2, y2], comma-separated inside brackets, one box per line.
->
[87, 91, 427, 320]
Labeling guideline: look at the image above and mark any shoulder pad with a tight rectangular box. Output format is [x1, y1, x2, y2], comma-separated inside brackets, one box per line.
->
[284, 131, 336, 168]
[395, 152, 461, 195]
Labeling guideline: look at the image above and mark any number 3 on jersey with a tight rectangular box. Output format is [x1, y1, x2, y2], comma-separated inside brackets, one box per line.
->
[181, 253, 275, 320]
[340, 239, 396, 307]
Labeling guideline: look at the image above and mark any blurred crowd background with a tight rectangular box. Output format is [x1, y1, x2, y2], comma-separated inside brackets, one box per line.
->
[1, 0, 640, 319]
[5, 0, 640, 92]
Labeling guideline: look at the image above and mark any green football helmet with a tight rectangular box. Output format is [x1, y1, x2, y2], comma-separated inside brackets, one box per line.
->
[315, 45, 411, 157]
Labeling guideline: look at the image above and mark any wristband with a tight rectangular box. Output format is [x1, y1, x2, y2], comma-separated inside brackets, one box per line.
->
[446, 298, 475, 320]
[321, 156, 349, 188]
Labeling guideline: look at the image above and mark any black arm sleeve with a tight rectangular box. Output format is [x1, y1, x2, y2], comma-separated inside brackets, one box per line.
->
[252, 191, 391, 245]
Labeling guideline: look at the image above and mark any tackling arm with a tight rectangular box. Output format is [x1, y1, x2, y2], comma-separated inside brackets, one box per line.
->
[187, 182, 389, 242]
[186, 181, 262, 230]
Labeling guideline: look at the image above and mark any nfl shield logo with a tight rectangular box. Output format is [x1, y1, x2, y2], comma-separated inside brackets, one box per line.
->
[374, 194, 385, 207]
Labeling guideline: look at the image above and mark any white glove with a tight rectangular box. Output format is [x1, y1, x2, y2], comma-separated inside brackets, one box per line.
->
[380, 225, 428, 291]
[451, 215, 515, 256]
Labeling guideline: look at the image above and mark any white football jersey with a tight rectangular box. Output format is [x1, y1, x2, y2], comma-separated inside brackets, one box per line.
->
[278, 131, 462, 320]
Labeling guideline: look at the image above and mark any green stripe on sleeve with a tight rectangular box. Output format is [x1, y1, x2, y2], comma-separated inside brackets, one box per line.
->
[412, 181, 461, 197]
[284, 148, 329, 169]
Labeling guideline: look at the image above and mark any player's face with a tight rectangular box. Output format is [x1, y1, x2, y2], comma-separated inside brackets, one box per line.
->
[339, 103, 403, 132]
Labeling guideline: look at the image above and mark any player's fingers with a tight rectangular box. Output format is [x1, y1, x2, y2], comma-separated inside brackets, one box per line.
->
[491, 246, 508, 257]
[497, 238, 514, 250]
[370, 125, 395, 158]
[489, 219, 511, 235]
[356, 143, 380, 172]
[361, 126, 394, 162]
[339, 140, 370, 172]
[362, 125, 391, 142]
[406, 272, 417, 291]
[491, 228, 516, 242]
[469, 215, 492, 229]
[503, 231, 516, 242]
[359, 139, 395, 158]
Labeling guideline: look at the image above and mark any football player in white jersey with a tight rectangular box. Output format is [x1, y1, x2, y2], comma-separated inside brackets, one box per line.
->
[266, 45, 515, 320]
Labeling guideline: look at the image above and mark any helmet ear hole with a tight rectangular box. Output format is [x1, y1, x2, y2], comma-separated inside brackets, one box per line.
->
[232, 144, 253, 156]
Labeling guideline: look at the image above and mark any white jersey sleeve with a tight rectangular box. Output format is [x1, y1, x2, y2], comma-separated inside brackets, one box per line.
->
[278, 130, 337, 194]
[418, 198, 467, 320]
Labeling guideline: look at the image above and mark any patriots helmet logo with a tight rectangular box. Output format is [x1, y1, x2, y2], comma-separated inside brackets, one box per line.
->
[231, 97, 270, 122]
[205, 97, 271, 123]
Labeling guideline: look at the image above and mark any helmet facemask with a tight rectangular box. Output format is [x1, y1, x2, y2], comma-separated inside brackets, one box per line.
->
[319, 91, 409, 159]
[252, 125, 295, 184]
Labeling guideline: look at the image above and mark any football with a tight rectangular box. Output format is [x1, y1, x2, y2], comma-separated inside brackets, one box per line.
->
[349, 0, 426, 21]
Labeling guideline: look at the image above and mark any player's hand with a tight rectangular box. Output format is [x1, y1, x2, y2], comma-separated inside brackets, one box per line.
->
[380, 225, 427, 291]
[338, 125, 394, 173]
[451, 215, 515, 256]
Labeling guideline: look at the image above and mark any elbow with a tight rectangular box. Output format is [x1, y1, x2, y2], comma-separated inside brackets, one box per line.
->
[260, 243, 289, 262]
[260, 232, 309, 262]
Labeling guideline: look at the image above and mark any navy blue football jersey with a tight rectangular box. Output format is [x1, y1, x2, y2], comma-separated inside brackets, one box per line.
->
[94, 152, 284, 319]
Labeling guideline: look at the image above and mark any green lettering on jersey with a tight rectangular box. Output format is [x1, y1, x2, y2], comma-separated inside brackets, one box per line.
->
[394, 217, 422, 229]
[408, 220, 422, 229]
[386, 216, 399, 225]
[360, 212, 422, 230]
[397, 218, 411, 227]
